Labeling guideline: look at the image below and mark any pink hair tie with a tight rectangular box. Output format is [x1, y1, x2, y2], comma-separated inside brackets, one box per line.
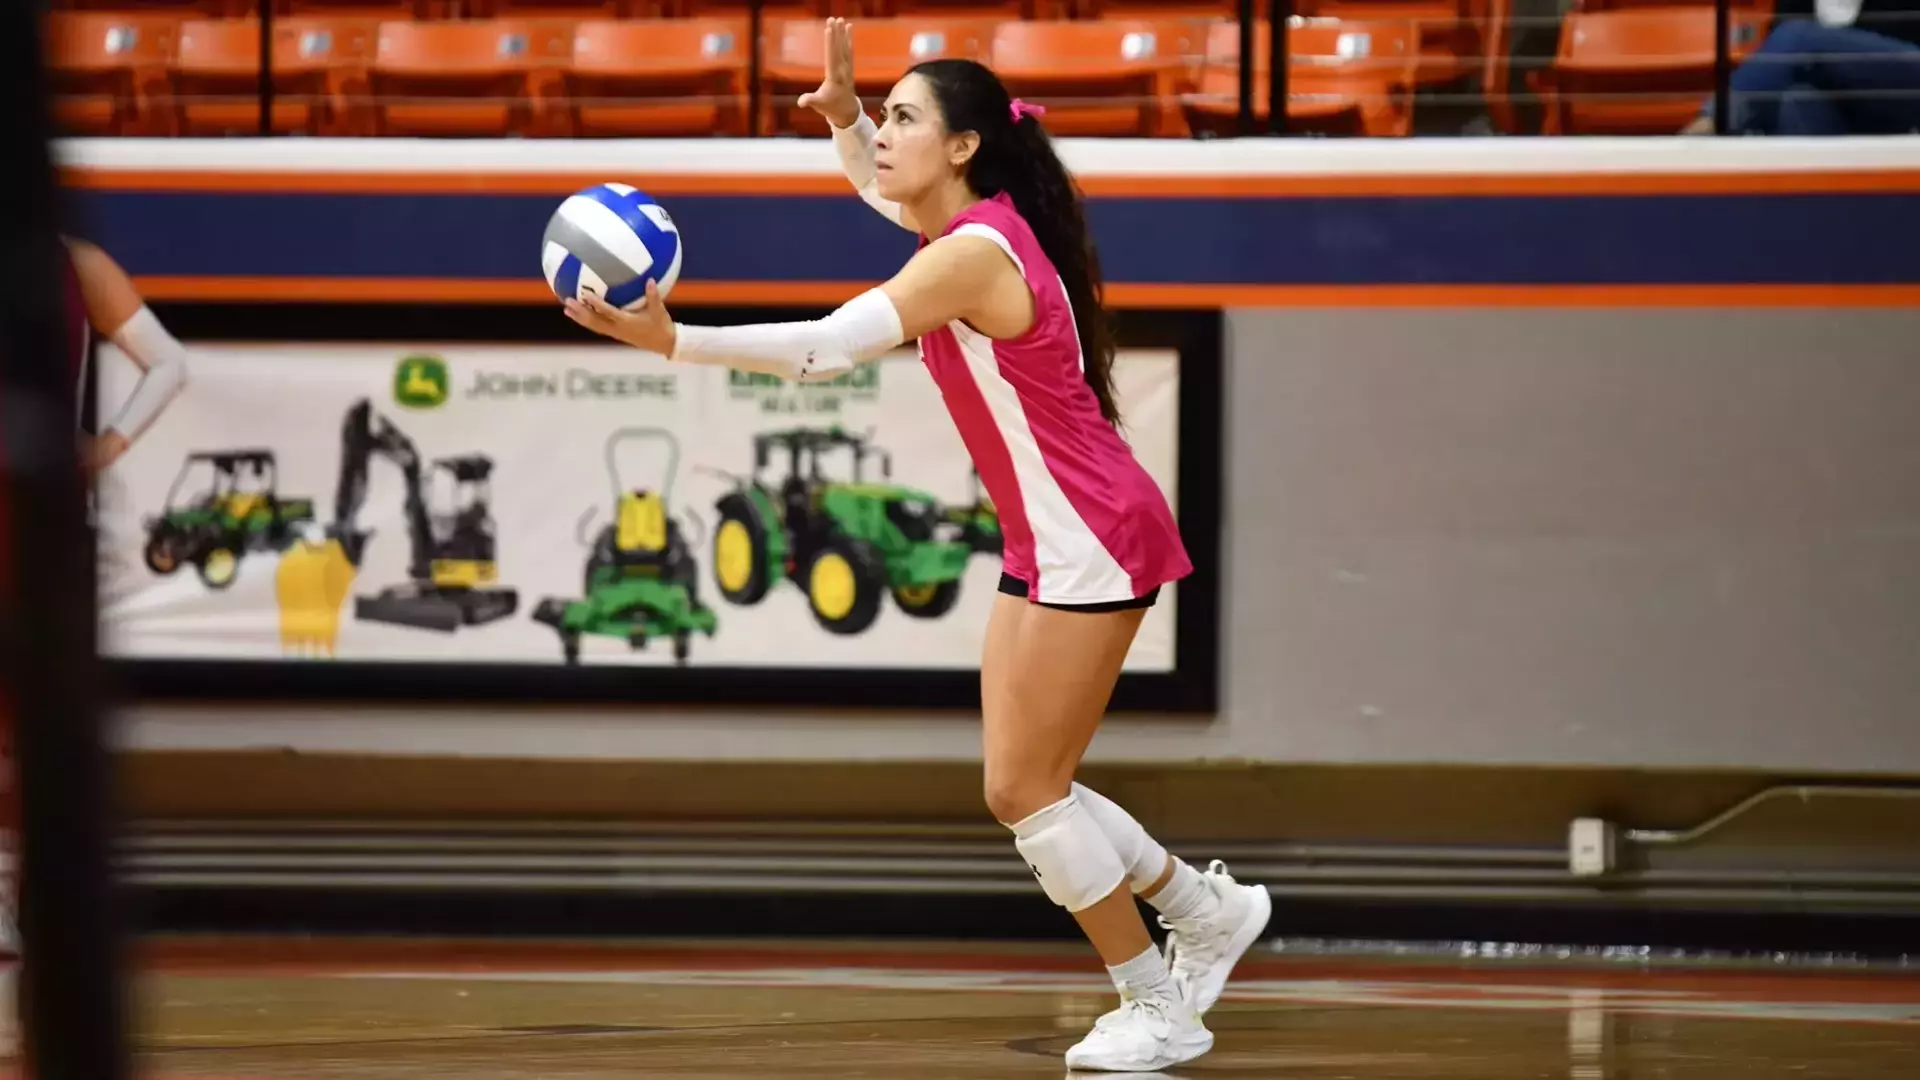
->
[1009, 98, 1047, 123]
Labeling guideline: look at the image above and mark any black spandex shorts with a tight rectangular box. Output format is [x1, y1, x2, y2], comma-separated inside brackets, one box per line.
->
[998, 572, 1160, 613]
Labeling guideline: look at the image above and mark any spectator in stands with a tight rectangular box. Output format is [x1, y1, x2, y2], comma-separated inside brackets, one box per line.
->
[1682, 0, 1920, 134]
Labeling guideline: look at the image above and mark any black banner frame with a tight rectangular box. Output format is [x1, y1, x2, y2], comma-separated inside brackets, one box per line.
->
[108, 302, 1225, 714]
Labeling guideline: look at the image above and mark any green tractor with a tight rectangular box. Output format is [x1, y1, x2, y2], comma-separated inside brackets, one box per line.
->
[142, 449, 316, 590]
[710, 426, 979, 636]
[532, 428, 719, 665]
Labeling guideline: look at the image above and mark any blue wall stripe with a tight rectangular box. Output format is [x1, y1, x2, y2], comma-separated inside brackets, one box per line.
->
[72, 191, 1920, 287]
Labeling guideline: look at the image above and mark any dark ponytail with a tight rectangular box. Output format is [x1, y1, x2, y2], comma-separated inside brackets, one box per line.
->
[907, 59, 1122, 428]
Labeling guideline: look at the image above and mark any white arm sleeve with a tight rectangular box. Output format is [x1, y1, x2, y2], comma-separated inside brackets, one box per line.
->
[670, 287, 905, 382]
[104, 305, 190, 440]
[831, 112, 916, 232]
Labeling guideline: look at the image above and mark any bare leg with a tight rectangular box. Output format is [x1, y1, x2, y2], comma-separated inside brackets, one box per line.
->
[980, 593, 1154, 963]
[981, 593, 1214, 1071]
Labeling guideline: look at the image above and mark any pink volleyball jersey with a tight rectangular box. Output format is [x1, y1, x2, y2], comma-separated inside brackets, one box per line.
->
[916, 192, 1191, 605]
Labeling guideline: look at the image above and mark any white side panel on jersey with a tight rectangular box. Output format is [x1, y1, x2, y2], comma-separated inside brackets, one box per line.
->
[946, 223, 1133, 604]
[951, 222, 1026, 275]
[952, 222, 1084, 373]
[951, 339, 1133, 606]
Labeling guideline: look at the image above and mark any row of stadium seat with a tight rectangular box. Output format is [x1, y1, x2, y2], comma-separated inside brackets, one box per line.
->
[46, 0, 1373, 17]
[47, 6, 1770, 139]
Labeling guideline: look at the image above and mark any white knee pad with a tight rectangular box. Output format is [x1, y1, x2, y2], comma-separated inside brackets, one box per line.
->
[1009, 793, 1128, 913]
[1072, 782, 1170, 893]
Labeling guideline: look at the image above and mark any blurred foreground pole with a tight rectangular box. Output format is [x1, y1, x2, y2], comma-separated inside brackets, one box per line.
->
[0, 2, 134, 1079]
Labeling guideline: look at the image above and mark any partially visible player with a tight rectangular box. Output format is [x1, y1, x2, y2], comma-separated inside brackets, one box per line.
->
[563, 20, 1270, 1073]
[0, 236, 189, 1057]
[61, 236, 191, 477]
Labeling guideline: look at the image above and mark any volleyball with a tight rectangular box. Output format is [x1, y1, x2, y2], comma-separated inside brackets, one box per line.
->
[542, 183, 683, 310]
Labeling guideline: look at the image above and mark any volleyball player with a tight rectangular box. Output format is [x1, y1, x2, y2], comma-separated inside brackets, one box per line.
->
[564, 22, 1270, 1071]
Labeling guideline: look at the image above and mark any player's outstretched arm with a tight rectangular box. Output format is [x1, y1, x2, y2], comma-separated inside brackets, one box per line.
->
[564, 233, 1020, 380]
[799, 18, 918, 233]
[65, 237, 190, 470]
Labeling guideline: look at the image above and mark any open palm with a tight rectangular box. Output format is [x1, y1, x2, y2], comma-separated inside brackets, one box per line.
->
[796, 17, 861, 129]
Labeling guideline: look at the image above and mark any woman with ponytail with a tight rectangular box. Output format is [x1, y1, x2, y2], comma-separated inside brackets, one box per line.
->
[563, 20, 1267, 1071]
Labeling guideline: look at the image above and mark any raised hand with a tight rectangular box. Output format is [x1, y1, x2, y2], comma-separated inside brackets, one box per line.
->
[796, 17, 861, 130]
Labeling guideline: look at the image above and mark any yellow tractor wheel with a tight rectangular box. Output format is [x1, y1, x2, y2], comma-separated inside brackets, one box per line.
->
[716, 519, 754, 595]
[197, 545, 241, 590]
[712, 494, 772, 606]
[893, 579, 961, 619]
[805, 538, 885, 635]
[809, 552, 857, 622]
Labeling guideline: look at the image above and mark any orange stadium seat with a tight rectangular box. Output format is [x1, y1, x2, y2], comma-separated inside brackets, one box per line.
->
[50, 0, 230, 13]
[170, 17, 377, 135]
[277, 1, 438, 15]
[760, 15, 994, 134]
[1293, 0, 1487, 86]
[561, 18, 752, 135]
[472, 0, 666, 16]
[46, 11, 181, 135]
[1533, 4, 1770, 134]
[1181, 18, 1420, 136]
[1068, 0, 1234, 18]
[1572, 0, 1771, 10]
[362, 19, 573, 136]
[988, 18, 1205, 136]
[863, 0, 1043, 19]
[671, 0, 851, 20]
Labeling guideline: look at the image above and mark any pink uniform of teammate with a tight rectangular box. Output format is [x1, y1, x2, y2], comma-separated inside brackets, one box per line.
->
[564, 19, 1268, 1073]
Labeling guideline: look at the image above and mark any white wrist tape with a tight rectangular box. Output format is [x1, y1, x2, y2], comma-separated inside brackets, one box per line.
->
[830, 112, 911, 230]
[105, 305, 189, 439]
[1010, 792, 1128, 913]
[669, 288, 905, 383]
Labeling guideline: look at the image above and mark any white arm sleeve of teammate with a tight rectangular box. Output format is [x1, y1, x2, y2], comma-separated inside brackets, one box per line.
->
[670, 287, 904, 382]
[105, 306, 190, 440]
[830, 113, 915, 232]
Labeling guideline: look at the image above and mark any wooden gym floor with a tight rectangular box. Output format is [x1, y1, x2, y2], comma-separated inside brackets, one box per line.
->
[55, 936, 1920, 1078]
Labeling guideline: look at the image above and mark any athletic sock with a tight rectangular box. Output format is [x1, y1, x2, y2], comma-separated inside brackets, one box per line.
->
[1143, 857, 1215, 923]
[1106, 942, 1176, 999]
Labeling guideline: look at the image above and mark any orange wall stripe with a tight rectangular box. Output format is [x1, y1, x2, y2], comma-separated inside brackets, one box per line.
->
[131, 277, 1920, 309]
[65, 168, 1920, 198]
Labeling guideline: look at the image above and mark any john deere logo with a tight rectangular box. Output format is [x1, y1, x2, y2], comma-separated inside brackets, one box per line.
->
[729, 365, 879, 416]
[394, 354, 449, 409]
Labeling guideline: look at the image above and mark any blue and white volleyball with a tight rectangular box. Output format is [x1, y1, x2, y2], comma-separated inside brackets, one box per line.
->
[542, 183, 683, 310]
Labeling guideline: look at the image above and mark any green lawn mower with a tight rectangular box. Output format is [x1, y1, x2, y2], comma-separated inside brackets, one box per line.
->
[532, 428, 719, 665]
[142, 450, 316, 590]
[709, 426, 980, 636]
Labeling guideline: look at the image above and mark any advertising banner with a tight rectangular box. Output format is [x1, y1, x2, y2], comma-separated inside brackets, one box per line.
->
[95, 342, 1183, 677]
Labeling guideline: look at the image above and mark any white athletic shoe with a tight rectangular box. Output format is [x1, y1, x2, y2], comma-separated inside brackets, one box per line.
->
[1064, 986, 1213, 1073]
[1160, 859, 1273, 1015]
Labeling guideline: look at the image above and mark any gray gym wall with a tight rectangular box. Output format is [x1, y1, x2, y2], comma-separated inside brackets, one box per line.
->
[1219, 307, 1920, 773]
[121, 306, 1920, 775]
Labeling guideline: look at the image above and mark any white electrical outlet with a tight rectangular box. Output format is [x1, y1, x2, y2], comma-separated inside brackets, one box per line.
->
[1569, 817, 1617, 877]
